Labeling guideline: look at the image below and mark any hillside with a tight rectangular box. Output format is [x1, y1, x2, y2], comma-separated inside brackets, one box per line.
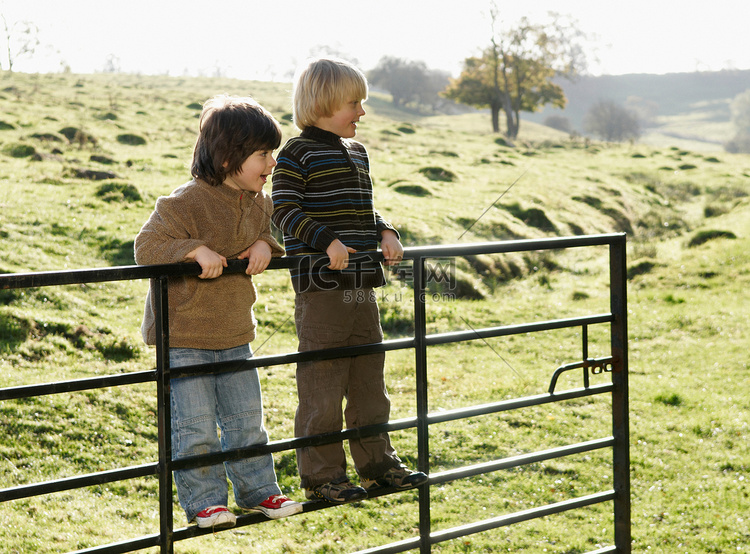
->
[524, 69, 750, 151]
[0, 71, 749, 553]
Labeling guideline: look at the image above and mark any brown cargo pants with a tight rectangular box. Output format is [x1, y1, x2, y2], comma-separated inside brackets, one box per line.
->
[293, 289, 401, 489]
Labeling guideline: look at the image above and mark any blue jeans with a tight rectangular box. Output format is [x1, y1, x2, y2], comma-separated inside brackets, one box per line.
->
[169, 344, 281, 522]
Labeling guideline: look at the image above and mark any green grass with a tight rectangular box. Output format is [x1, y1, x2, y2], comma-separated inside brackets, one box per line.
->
[1, 71, 749, 553]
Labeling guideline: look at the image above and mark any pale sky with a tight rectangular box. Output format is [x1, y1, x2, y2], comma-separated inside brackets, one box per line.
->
[3, 0, 749, 79]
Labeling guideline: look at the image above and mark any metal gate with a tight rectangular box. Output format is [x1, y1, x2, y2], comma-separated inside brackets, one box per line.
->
[0, 233, 630, 553]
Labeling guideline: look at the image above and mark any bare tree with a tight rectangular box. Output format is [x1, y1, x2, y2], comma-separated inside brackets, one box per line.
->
[1, 14, 39, 72]
[102, 54, 121, 74]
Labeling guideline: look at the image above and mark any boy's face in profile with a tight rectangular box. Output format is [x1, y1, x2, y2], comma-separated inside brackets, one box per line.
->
[315, 99, 366, 138]
[226, 149, 277, 193]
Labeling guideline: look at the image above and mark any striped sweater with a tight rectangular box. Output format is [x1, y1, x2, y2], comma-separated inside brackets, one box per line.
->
[271, 126, 396, 293]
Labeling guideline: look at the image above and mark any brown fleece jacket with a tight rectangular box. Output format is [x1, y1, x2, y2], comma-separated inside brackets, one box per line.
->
[134, 179, 283, 350]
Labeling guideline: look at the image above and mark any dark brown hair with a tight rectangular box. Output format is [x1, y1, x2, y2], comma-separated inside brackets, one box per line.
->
[191, 95, 282, 187]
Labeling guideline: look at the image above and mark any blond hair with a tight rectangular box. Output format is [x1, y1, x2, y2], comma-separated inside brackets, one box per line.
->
[292, 58, 368, 130]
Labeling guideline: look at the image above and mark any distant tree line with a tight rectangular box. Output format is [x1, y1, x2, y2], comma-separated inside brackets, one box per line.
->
[368, 8, 590, 141]
[368, 57, 451, 111]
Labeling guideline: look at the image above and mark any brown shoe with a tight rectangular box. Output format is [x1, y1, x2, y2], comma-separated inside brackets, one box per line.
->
[361, 465, 428, 491]
[305, 477, 368, 503]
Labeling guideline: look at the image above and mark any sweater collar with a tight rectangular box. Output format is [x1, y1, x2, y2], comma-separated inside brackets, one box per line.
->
[301, 126, 343, 145]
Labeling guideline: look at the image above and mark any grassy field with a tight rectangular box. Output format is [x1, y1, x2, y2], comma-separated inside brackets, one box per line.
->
[0, 71, 748, 553]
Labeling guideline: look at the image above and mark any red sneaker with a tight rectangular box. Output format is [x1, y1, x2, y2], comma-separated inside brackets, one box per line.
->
[193, 505, 236, 529]
[249, 494, 303, 519]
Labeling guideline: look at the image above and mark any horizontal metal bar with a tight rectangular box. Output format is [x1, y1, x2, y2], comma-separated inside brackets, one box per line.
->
[172, 315, 612, 377]
[430, 437, 615, 485]
[354, 491, 616, 554]
[425, 314, 613, 347]
[0, 370, 156, 401]
[169, 337, 415, 378]
[354, 536, 421, 554]
[70, 534, 160, 554]
[426, 383, 614, 425]
[171, 415, 420, 471]
[0, 233, 625, 290]
[402, 234, 625, 259]
[0, 463, 158, 502]
[429, 490, 616, 545]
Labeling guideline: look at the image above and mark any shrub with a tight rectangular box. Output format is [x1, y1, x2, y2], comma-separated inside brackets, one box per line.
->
[90, 155, 115, 165]
[583, 100, 640, 142]
[687, 229, 737, 248]
[116, 133, 147, 146]
[30, 132, 63, 142]
[602, 206, 634, 234]
[4, 143, 36, 158]
[394, 184, 432, 197]
[419, 166, 456, 182]
[504, 202, 557, 233]
[95, 182, 142, 202]
[568, 222, 585, 235]
[0, 313, 32, 346]
[59, 126, 80, 141]
[655, 392, 683, 407]
[95, 337, 140, 361]
[627, 260, 657, 280]
[59, 126, 97, 146]
[704, 204, 729, 218]
[73, 169, 117, 181]
[429, 150, 459, 158]
[572, 195, 603, 209]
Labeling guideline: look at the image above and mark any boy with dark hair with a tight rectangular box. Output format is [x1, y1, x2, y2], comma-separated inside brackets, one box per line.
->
[272, 59, 427, 504]
[135, 95, 302, 528]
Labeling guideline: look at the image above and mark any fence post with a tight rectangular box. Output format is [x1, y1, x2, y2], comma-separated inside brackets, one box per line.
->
[153, 277, 174, 553]
[413, 256, 431, 553]
[610, 238, 631, 552]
